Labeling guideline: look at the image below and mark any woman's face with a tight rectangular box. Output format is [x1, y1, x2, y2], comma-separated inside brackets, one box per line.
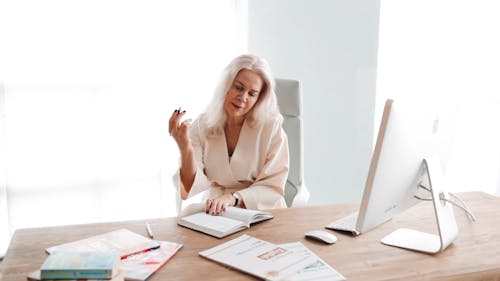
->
[224, 69, 264, 122]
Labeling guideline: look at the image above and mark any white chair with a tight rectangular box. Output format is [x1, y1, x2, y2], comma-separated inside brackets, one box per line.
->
[275, 78, 310, 207]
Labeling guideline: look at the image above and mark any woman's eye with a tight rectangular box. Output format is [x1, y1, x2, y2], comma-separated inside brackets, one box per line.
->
[236, 85, 244, 91]
[249, 92, 257, 97]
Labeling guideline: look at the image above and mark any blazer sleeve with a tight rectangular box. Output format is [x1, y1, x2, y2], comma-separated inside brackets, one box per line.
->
[172, 118, 212, 199]
[237, 118, 289, 210]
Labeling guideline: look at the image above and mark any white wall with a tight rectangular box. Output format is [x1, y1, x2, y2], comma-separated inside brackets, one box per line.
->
[377, 0, 500, 196]
[248, 0, 380, 204]
[0, 0, 247, 255]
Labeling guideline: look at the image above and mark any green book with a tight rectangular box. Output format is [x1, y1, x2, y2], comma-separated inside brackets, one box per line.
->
[28, 269, 125, 281]
[40, 252, 120, 280]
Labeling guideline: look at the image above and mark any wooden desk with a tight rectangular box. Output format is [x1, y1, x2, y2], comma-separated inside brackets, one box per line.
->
[2, 192, 499, 281]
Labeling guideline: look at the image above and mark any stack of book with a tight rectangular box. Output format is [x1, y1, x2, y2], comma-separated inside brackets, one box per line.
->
[31, 251, 123, 281]
[29, 229, 183, 281]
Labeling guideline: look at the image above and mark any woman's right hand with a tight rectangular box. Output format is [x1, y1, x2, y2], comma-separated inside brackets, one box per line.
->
[170, 107, 196, 196]
[169, 107, 192, 151]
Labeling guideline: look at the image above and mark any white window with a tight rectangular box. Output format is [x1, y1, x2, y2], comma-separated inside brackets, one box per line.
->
[0, 0, 248, 255]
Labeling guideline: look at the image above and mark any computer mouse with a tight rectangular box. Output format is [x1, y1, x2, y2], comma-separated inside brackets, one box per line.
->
[305, 230, 337, 244]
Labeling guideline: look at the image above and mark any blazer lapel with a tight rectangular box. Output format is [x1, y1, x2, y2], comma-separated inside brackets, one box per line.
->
[209, 132, 235, 185]
[230, 120, 258, 182]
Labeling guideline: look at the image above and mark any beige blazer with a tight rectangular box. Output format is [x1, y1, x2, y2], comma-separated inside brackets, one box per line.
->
[174, 115, 289, 210]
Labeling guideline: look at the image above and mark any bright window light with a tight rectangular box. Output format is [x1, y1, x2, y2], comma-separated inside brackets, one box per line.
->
[0, 0, 248, 255]
[376, 0, 500, 195]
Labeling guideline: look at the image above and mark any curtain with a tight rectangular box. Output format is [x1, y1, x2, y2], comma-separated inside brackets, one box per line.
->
[0, 0, 248, 255]
[376, 0, 500, 194]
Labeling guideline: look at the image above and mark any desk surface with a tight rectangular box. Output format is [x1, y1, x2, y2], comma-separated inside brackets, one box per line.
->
[2, 192, 500, 281]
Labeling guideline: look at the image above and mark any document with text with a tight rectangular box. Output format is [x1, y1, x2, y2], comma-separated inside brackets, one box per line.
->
[199, 235, 317, 281]
[279, 242, 346, 281]
[46, 229, 160, 259]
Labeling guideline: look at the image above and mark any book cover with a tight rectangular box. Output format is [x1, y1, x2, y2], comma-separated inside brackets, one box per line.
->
[121, 241, 183, 281]
[40, 252, 120, 280]
[46, 229, 160, 259]
[27, 269, 125, 281]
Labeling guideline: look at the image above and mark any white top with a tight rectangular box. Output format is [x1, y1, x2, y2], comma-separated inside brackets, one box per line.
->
[173, 115, 289, 210]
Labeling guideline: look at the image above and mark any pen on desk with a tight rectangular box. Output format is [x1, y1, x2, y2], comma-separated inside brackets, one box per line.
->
[145, 223, 154, 239]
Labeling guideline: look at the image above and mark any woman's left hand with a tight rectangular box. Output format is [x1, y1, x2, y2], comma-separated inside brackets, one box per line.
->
[205, 194, 236, 216]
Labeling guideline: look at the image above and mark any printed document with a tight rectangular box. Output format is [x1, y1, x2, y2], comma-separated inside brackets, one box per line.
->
[199, 235, 317, 280]
[279, 242, 346, 281]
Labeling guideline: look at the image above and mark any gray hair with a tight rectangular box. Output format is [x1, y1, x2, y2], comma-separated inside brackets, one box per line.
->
[203, 54, 282, 136]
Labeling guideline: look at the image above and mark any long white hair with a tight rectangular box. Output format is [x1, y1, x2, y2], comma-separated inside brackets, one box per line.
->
[203, 54, 282, 136]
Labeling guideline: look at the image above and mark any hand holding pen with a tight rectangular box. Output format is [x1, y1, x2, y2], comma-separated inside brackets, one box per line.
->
[169, 107, 192, 151]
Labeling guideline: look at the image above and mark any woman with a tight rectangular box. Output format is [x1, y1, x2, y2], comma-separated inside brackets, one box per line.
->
[169, 54, 289, 215]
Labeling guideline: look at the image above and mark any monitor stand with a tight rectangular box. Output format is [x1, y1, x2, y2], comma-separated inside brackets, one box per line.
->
[380, 155, 458, 254]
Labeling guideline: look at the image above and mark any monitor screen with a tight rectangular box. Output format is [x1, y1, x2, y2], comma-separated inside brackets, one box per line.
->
[355, 98, 447, 234]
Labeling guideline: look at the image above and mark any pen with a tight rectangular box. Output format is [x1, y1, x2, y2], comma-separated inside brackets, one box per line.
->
[145, 223, 154, 239]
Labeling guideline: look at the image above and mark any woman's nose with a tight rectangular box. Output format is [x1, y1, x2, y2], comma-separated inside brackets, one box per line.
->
[238, 92, 248, 102]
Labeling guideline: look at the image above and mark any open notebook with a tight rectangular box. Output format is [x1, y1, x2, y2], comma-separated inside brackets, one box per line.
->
[178, 203, 273, 238]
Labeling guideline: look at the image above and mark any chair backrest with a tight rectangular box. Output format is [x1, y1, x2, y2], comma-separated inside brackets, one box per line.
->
[274, 78, 310, 207]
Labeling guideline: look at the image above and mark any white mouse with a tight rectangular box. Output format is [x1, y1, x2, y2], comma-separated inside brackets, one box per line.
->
[305, 230, 337, 244]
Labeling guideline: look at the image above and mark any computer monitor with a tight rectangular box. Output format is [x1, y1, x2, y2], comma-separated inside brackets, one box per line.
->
[355, 98, 445, 233]
[327, 98, 449, 235]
